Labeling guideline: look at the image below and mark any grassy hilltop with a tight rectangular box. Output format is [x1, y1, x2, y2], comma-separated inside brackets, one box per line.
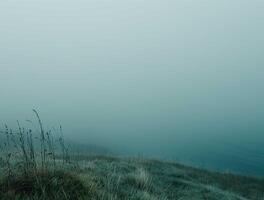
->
[0, 154, 264, 200]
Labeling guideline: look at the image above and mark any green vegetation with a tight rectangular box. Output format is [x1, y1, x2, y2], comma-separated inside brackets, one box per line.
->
[0, 111, 263, 199]
[1, 153, 264, 200]
[0, 169, 89, 199]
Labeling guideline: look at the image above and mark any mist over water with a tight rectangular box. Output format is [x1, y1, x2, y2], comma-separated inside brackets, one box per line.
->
[1, 1, 264, 175]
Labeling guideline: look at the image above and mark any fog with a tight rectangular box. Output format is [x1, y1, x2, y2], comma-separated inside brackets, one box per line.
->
[0, 1, 264, 175]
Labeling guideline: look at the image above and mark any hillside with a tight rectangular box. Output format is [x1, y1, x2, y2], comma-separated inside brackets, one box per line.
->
[1, 154, 263, 200]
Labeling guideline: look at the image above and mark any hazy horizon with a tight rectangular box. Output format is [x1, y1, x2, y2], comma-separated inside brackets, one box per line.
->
[1, 1, 264, 175]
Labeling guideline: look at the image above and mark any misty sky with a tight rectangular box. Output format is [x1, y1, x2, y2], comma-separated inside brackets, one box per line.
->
[0, 1, 264, 172]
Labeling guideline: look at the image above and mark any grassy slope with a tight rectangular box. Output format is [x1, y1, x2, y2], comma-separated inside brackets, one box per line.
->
[1, 154, 264, 200]
[75, 155, 264, 200]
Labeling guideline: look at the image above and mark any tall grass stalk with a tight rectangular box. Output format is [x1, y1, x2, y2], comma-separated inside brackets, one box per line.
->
[32, 109, 46, 172]
[0, 109, 72, 179]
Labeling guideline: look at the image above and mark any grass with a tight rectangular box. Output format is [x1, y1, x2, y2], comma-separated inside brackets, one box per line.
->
[74, 155, 264, 200]
[0, 154, 264, 200]
[0, 169, 88, 200]
[0, 110, 264, 200]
